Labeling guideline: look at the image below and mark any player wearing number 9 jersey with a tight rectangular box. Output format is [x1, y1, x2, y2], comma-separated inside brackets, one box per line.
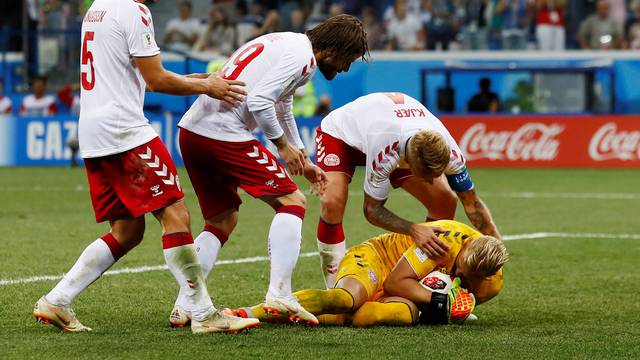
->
[34, 0, 259, 334]
[171, 16, 369, 327]
[315, 92, 502, 289]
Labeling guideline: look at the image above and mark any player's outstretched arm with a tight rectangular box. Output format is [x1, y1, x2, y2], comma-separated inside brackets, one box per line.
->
[456, 189, 501, 239]
[133, 55, 246, 105]
[363, 194, 449, 257]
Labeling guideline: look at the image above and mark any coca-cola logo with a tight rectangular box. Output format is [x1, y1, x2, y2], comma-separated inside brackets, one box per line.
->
[459, 123, 564, 161]
[589, 123, 640, 161]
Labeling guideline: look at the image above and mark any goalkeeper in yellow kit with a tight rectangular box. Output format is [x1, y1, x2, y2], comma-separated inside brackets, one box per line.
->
[232, 220, 508, 326]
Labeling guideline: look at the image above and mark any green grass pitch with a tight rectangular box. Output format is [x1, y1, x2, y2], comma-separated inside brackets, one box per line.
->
[0, 167, 639, 359]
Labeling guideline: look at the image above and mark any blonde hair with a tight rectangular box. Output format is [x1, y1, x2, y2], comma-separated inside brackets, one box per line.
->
[407, 130, 451, 178]
[464, 236, 509, 277]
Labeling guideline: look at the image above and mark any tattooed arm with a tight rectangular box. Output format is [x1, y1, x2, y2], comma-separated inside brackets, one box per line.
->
[363, 194, 449, 257]
[456, 189, 501, 239]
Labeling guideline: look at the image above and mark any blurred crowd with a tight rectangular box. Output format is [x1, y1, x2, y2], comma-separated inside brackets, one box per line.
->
[160, 0, 640, 54]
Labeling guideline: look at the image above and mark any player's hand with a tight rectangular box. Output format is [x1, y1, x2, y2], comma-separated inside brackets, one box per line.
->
[409, 224, 449, 259]
[278, 142, 305, 176]
[448, 277, 475, 324]
[205, 74, 247, 106]
[303, 163, 328, 196]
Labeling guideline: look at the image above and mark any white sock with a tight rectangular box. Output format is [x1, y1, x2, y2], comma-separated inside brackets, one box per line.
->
[46, 238, 116, 306]
[318, 241, 346, 289]
[267, 213, 303, 299]
[163, 240, 214, 321]
[174, 231, 222, 311]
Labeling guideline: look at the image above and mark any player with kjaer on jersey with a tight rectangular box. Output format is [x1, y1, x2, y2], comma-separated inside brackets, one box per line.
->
[33, 0, 259, 334]
[314, 92, 502, 288]
[169, 15, 369, 327]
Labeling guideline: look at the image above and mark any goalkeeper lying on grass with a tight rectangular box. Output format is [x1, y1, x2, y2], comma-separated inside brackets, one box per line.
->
[231, 220, 508, 326]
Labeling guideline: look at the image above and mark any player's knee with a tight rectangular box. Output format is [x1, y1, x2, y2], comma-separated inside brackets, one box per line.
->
[156, 200, 191, 233]
[320, 194, 346, 218]
[206, 209, 238, 236]
[279, 189, 307, 208]
[380, 297, 420, 325]
[111, 218, 145, 250]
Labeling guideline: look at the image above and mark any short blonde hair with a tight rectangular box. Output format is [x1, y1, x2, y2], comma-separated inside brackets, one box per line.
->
[464, 236, 509, 277]
[407, 130, 451, 178]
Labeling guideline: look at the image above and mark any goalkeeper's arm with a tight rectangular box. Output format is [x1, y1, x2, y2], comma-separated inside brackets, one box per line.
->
[384, 258, 474, 324]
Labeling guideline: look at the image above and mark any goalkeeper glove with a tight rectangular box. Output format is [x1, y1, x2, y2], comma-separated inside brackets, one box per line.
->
[447, 277, 476, 324]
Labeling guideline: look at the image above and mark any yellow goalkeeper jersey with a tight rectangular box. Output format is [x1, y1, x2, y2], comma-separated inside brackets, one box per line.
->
[365, 220, 481, 278]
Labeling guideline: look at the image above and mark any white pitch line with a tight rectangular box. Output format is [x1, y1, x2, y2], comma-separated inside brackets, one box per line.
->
[1, 232, 639, 287]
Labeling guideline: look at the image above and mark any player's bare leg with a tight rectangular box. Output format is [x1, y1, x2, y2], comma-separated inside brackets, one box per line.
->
[401, 174, 457, 221]
[258, 190, 318, 325]
[35, 217, 145, 332]
[317, 172, 351, 288]
[170, 208, 238, 327]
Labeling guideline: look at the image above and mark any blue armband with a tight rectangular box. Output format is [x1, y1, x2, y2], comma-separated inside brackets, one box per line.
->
[446, 167, 474, 192]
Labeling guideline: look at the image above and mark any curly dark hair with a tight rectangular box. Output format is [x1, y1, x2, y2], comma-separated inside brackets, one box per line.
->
[306, 14, 369, 62]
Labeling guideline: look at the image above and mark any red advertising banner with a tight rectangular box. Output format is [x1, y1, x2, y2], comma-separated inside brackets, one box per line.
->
[440, 115, 640, 167]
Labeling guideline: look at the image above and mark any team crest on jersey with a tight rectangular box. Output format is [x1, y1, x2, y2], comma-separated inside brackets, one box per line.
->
[323, 154, 340, 167]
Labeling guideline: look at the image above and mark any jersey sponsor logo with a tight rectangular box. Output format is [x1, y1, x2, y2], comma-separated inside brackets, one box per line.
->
[588, 122, 640, 161]
[150, 184, 164, 197]
[323, 154, 340, 167]
[459, 122, 564, 161]
[367, 269, 378, 285]
[83, 10, 107, 23]
[414, 247, 428, 263]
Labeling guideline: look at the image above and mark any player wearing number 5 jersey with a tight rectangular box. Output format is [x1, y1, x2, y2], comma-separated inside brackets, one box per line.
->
[315, 93, 502, 288]
[33, 0, 259, 334]
[171, 15, 369, 327]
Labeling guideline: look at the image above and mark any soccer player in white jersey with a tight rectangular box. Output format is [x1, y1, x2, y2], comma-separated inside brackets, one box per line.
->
[33, 0, 259, 334]
[171, 15, 369, 327]
[314, 92, 502, 288]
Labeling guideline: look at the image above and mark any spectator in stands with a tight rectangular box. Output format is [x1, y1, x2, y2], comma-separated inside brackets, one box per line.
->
[459, 0, 490, 50]
[425, 0, 458, 50]
[0, 79, 13, 115]
[578, 0, 623, 50]
[20, 77, 57, 116]
[193, 6, 236, 54]
[625, 0, 640, 49]
[495, 0, 531, 50]
[361, 6, 385, 50]
[163, 1, 201, 52]
[249, 10, 281, 40]
[329, 3, 345, 18]
[385, 0, 425, 50]
[467, 78, 500, 113]
[535, 0, 566, 50]
[57, 83, 80, 115]
[287, 9, 306, 33]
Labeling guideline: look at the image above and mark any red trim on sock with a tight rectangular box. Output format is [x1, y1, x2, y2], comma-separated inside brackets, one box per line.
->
[317, 218, 345, 245]
[276, 205, 306, 220]
[203, 224, 229, 246]
[162, 232, 194, 249]
[101, 233, 126, 261]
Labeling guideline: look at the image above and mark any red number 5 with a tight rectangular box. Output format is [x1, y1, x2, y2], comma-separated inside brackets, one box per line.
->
[221, 43, 265, 80]
[81, 31, 95, 91]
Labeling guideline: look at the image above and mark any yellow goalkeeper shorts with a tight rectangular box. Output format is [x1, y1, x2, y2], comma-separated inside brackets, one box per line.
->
[334, 243, 390, 301]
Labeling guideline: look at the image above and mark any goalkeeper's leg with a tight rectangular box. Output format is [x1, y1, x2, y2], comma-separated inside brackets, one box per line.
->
[351, 297, 419, 327]
[232, 276, 368, 322]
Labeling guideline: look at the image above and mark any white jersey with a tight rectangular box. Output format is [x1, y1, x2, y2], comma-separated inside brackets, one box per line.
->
[20, 94, 57, 116]
[78, 0, 160, 158]
[320, 93, 472, 200]
[0, 96, 13, 114]
[179, 32, 316, 146]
